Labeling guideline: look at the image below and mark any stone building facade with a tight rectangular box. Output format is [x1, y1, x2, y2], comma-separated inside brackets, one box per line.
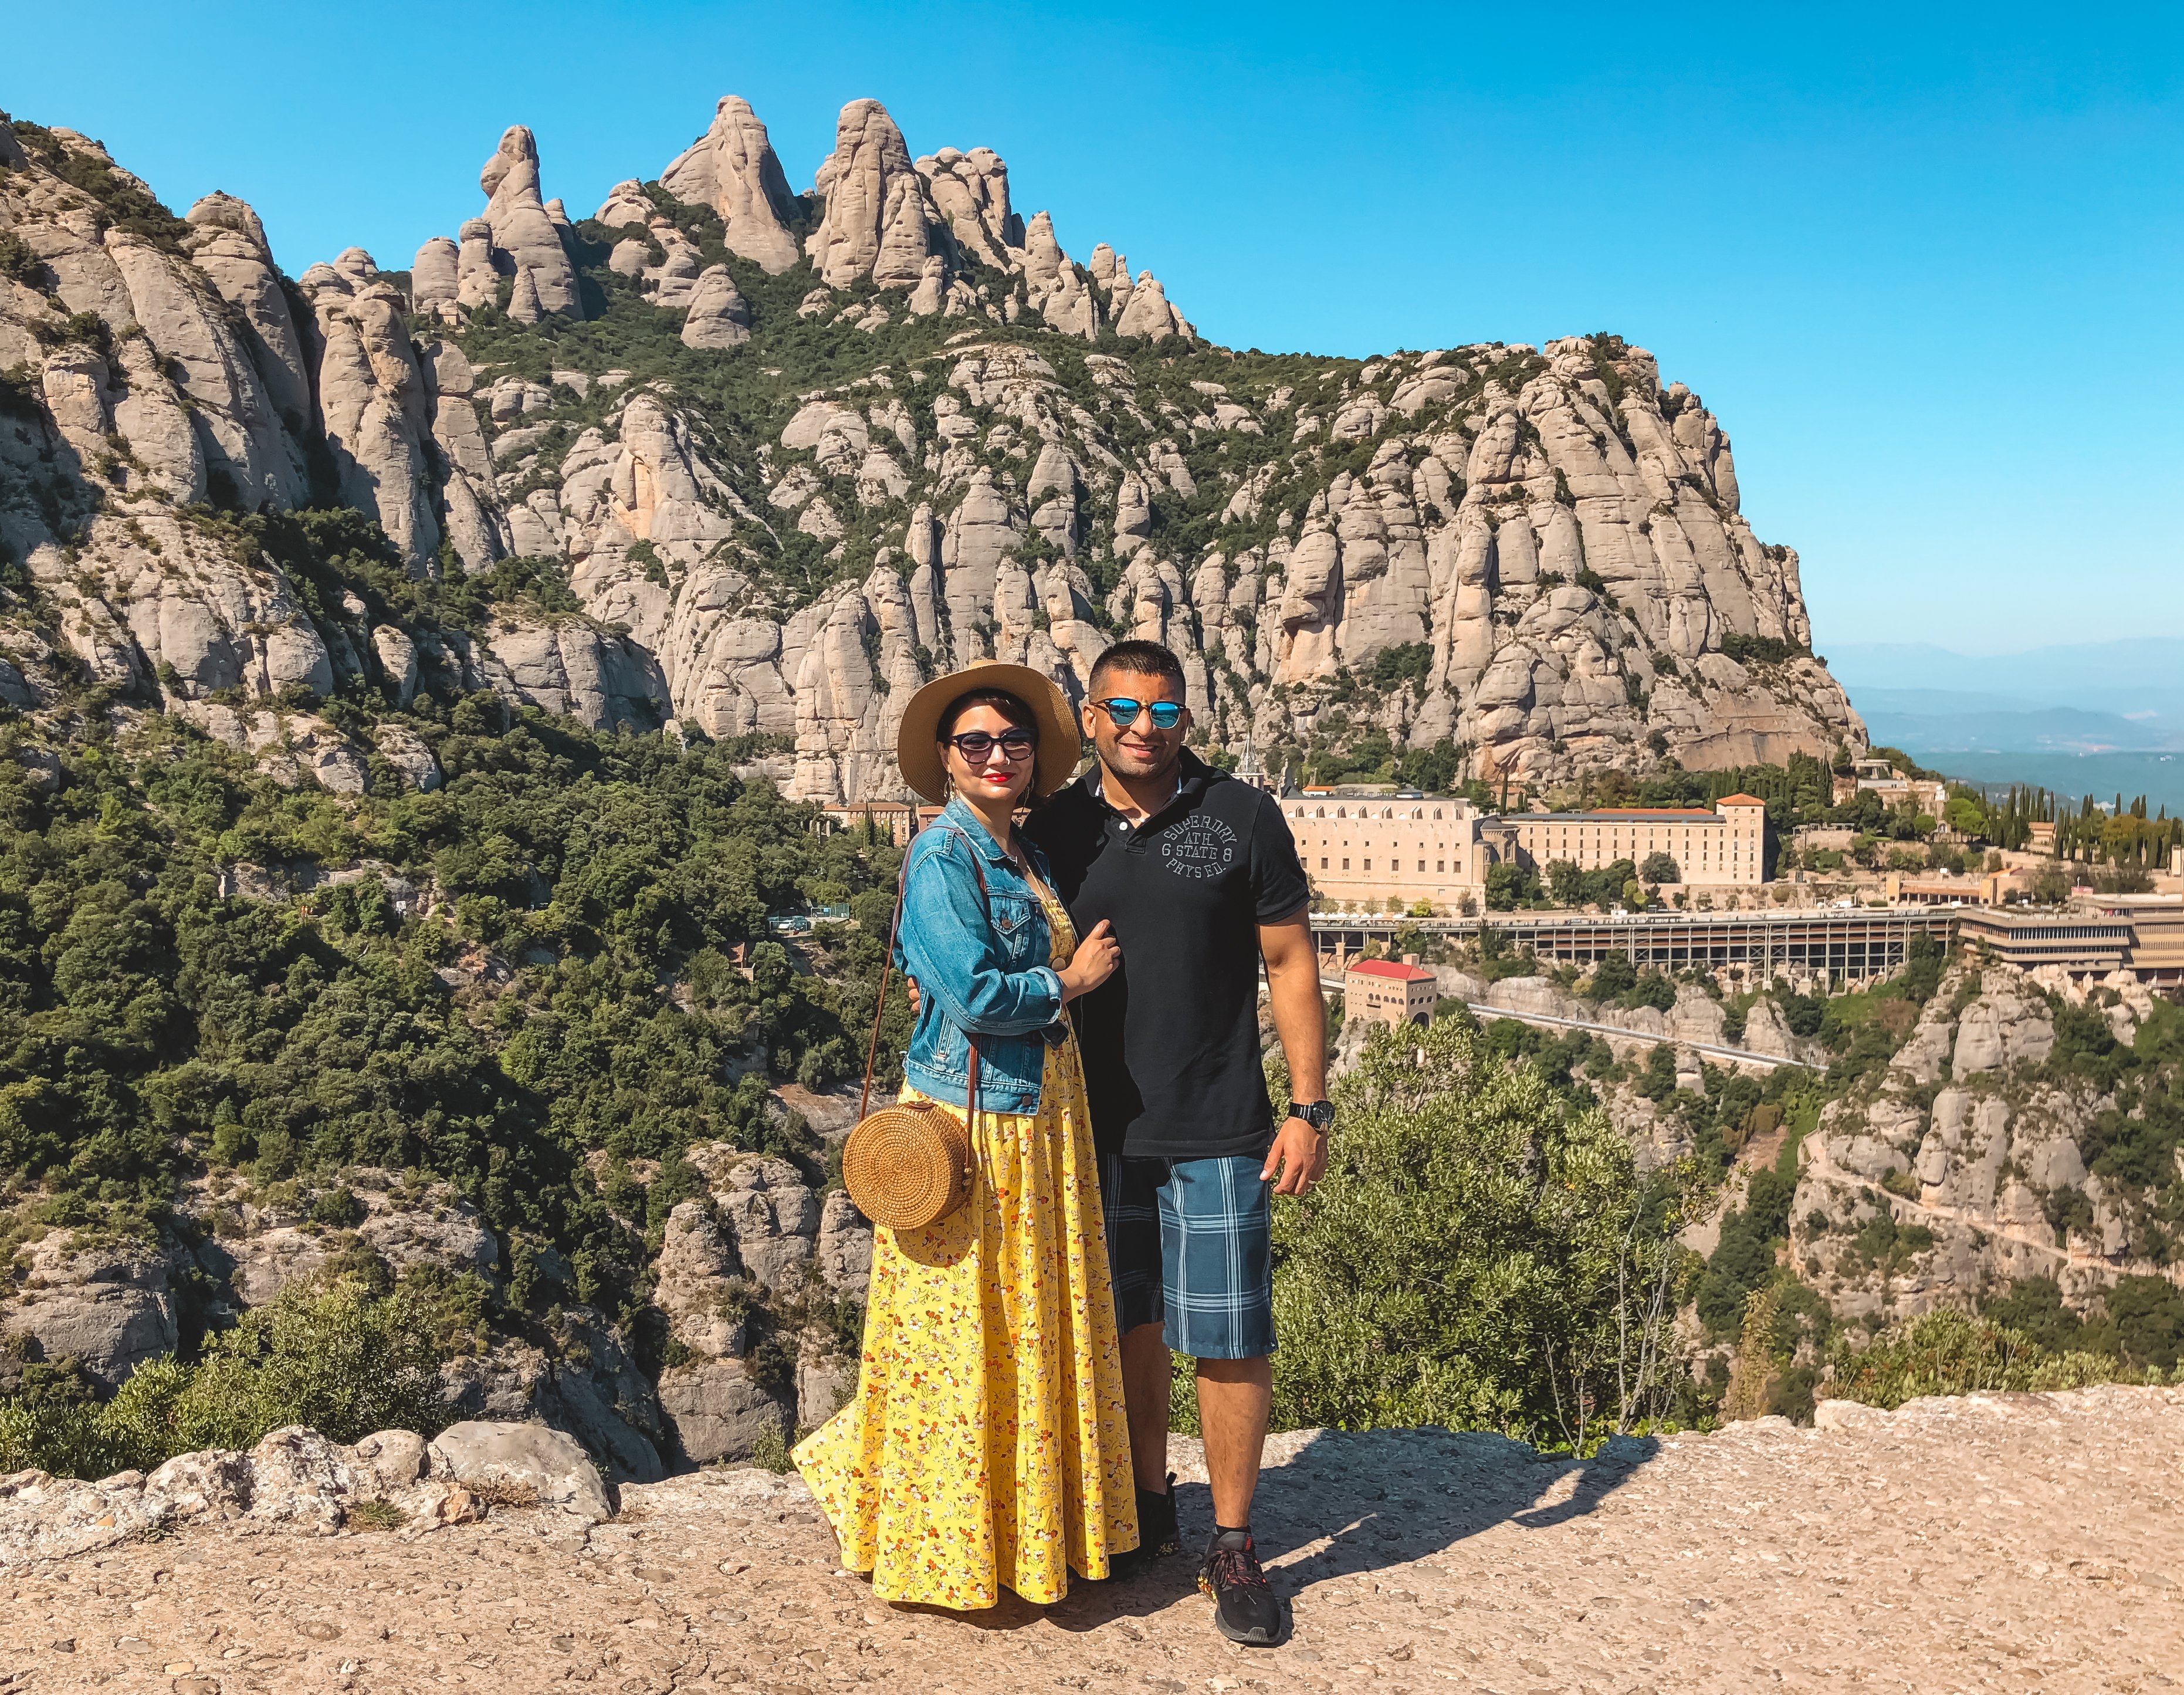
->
[1285, 797, 1488, 909]
[1283, 793, 1768, 910]
[1505, 796, 1767, 889]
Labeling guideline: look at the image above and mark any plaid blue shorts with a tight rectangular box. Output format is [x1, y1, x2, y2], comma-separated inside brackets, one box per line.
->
[1099, 1153, 1276, 1361]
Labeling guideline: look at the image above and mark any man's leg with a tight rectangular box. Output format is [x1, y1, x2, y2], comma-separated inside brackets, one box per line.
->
[1101, 1153, 1180, 1564]
[1120, 1320, 1172, 1494]
[1160, 1156, 1282, 1644]
[1196, 1355, 1272, 1528]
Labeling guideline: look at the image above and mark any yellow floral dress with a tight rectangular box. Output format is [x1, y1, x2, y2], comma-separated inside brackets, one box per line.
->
[794, 889, 1139, 1609]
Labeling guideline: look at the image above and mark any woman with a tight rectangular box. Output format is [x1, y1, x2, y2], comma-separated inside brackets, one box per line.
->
[794, 660, 1139, 1609]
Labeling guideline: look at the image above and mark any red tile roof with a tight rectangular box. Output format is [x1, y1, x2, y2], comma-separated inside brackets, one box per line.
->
[1716, 793, 1767, 807]
[1347, 959, 1435, 982]
[1509, 808, 1721, 821]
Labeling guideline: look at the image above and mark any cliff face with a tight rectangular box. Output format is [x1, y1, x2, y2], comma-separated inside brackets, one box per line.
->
[0, 99, 1864, 797]
[1793, 963, 2180, 1324]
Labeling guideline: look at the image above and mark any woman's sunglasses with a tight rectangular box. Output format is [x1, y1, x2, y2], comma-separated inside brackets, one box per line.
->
[1093, 698, 1184, 730]
[944, 729, 1038, 762]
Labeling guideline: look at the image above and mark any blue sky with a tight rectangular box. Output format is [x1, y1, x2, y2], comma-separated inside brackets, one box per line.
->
[8, 2, 2179, 655]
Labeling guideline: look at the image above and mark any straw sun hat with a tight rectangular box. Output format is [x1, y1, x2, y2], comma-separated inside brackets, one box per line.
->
[895, 660, 1081, 804]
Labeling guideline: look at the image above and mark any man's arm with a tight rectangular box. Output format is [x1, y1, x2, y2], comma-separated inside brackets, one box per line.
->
[1258, 902, 1328, 1197]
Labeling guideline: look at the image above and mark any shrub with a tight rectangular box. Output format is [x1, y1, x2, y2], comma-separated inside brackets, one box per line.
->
[1369, 642, 1431, 691]
[1826, 1309, 2135, 1409]
[0, 229, 41, 284]
[0, 1283, 454, 1479]
[1632, 1043, 1679, 1101]
[309, 1186, 365, 1227]
[1722, 1285, 1780, 1421]
[1588, 949, 1636, 1000]
[1268, 1020, 1691, 1444]
[749, 1422, 794, 1474]
[1719, 633, 1809, 667]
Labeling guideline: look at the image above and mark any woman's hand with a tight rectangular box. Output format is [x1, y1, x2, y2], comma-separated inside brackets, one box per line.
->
[1055, 919, 1120, 1003]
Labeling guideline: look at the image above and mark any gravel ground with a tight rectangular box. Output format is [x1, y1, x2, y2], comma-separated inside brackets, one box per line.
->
[2, 1384, 2178, 1694]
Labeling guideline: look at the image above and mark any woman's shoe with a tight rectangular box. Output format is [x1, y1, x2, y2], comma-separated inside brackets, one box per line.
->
[1107, 1473, 1179, 1579]
[1139, 1473, 1180, 1557]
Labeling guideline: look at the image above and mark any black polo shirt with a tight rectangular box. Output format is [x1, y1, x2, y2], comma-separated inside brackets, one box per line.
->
[1023, 752, 1311, 1160]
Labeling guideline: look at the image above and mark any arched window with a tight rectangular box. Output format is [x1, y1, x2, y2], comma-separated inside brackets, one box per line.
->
[1336, 807, 1347, 819]
[1433, 808, 1443, 820]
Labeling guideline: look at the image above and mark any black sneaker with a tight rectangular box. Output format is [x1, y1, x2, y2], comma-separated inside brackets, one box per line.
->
[1198, 1528, 1282, 1645]
[1108, 1473, 1178, 1579]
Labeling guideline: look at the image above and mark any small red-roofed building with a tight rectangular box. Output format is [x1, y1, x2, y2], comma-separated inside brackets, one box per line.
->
[1345, 956, 1438, 1028]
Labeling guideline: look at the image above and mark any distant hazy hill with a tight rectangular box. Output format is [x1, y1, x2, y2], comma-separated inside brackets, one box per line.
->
[1827, 639, 2184, 812]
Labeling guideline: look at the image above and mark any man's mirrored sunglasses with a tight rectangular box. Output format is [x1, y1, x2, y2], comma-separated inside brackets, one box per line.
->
[1094, 698, 1185, 729]
[944, 729, 1038, 760]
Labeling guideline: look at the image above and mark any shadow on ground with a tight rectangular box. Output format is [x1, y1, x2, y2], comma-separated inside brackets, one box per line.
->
[913, 1425, 1658, 1637]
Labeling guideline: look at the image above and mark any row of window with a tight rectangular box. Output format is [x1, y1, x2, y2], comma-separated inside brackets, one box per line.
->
[1319, 858, 1450, 874]
[1974, 926, 2132, 941]
[1297, 842, 1458, 855]
[1291, 807, 1448, 821]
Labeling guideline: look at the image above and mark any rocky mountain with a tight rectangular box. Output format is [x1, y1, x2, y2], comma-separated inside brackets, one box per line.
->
[3, 1134, 875, 1476]
[0, 94, 1864, 801]
[1793, 962, 2181, 1325]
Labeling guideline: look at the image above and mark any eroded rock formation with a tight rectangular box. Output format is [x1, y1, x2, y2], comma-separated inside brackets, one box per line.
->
[1794, 962, 2169, 1324]
[658, 95, 800, 272]
[807, 99, 941, 289]
[478, 125, 583, 321]
[0, 99, 1858, 801]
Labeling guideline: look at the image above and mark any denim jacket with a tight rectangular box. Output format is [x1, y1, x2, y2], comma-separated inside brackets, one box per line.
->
[895, 798, 1068, 1114]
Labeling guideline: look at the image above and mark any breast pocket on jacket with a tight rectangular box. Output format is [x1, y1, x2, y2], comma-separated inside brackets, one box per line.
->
[986, 893, 1039, 963]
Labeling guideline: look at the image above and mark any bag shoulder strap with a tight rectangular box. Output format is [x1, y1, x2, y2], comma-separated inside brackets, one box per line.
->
[856, 850, 912, 1125]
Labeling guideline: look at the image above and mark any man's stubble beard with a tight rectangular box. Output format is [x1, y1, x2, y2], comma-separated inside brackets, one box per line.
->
[1096, 731, 1182, 785]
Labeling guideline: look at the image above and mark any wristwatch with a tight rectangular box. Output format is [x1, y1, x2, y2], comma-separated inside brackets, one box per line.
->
[1285, 1099, 1335, 1134]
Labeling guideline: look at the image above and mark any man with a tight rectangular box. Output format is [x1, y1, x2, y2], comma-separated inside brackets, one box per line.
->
[1023, 639, 1331, 1646]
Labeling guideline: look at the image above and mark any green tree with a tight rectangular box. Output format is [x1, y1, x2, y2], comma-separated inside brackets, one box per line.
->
[1395, 737, 1459, 793]
[1639, 851, 1680, 885]
[1269, 1020, 1689, 1442]
[1484, 861, 1537, 910]
[1588, 950, 1637, 1000]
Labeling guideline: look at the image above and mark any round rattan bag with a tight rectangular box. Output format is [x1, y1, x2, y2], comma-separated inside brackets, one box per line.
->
[841, 1099, 973, 1231]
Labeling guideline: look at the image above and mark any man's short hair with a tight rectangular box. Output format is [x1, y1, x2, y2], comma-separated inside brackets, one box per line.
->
[1089, 640, 1186, 695]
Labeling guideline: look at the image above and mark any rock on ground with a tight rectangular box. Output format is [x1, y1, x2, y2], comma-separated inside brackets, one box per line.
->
[427, 1420, 612, 1523]
[0, 1385, 2176, 1691]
